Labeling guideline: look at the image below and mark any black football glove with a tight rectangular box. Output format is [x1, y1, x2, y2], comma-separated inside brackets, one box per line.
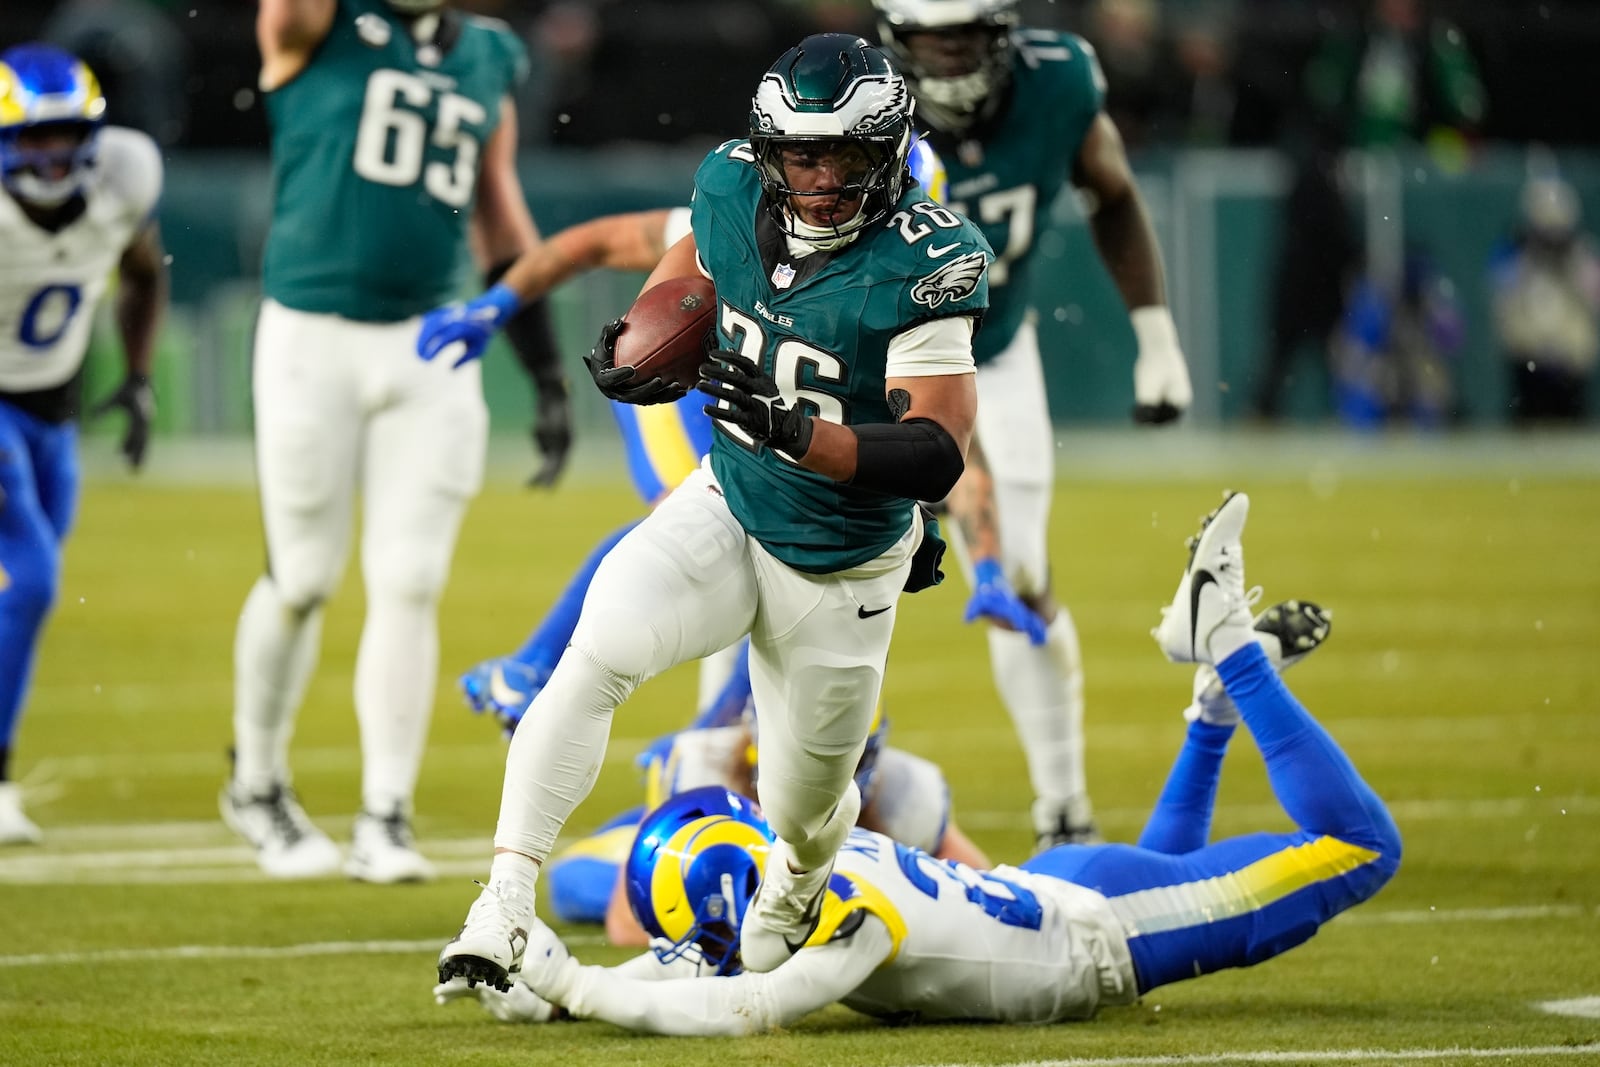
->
[697, 350, 813, 458]
[90, 372, 155, 470]
[527, 384, 572, 489]
[583, 319, 688, 406]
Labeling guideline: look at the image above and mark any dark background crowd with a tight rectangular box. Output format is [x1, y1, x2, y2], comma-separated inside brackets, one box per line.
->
[2, 0, 1596, 153]
[4, 0, 1597, 428]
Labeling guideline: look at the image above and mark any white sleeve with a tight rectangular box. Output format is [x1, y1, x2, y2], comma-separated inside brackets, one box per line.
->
[885, 315, 977, 378]
[662, 206, 694, 248]
[562, 920, 893, 1035]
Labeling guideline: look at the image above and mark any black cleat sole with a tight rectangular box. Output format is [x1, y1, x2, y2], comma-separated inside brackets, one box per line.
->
[438, 954, 511, 993]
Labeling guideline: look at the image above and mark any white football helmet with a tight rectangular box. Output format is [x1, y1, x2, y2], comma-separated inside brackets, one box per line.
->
[871, 0, 1020, 132]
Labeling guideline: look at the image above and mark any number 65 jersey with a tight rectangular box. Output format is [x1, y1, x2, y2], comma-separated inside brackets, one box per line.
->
[819, 828, 1138, 1023]
[259, 0, 525, 323]
[0, 126, 161, 409]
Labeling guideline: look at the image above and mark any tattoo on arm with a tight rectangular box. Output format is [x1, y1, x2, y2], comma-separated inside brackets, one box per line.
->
[949, 436, 1000, 558]
[887, 388, 911, 422]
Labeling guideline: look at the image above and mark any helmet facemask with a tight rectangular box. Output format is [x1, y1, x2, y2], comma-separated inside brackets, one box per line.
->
[873, 0, 1019, 133]
[748, 34, 914, 242]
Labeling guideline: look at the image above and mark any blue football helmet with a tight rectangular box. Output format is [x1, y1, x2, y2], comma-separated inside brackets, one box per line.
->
[624, 786, 773, 976]
[907, 132, 947, 204]
[748, 33, 914, 239]
[0, 44, 106, 207]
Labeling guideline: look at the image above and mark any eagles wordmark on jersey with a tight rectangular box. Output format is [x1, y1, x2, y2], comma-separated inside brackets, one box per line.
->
[693, 141, 992, 573]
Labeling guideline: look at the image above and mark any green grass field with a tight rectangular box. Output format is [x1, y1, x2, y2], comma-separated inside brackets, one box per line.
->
[2, 434, 1598, 1066]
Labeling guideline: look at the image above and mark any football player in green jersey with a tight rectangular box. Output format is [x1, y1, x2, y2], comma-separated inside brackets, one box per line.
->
[873, 0, 1195, 851]
[438, 33, 993, 991]
[221, 0, 569, 886]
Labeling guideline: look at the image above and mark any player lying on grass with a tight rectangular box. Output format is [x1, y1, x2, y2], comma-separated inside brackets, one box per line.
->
[536, 644, 990, 946]
[437, 491, 1402, 1030]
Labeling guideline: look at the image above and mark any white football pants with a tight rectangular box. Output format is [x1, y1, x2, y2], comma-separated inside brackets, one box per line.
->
[494, 461, 918, 867]
[232, 300, 487, 816]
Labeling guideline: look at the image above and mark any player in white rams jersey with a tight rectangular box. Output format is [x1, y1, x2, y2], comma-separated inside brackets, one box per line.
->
[0, 44, 166, 844]
[538, 650, 990, 946]
[438, 492, 1401, 1031]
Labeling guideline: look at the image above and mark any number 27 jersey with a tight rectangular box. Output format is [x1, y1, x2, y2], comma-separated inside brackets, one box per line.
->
[820, 828, 1138, 1023]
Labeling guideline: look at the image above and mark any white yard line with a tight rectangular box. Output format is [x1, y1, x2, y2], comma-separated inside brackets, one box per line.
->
[911, 1047, 1600, 1067]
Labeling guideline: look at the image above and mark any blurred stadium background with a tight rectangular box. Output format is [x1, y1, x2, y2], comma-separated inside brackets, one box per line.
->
[6, 0, 1600, 444]
[2, 4, 1598, 1064]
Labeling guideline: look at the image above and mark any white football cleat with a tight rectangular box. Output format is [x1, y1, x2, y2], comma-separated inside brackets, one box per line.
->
[1185, 600, 1334, 726]
[438, 882, 530, 993]
[739, 837, 834, 974]
[0, 782, 42, 845]
[220, 781, 341, 879]
[1031, 796, 1102, 853]
[1153, 491, 1258, 666]
[345, 809, 435, 884]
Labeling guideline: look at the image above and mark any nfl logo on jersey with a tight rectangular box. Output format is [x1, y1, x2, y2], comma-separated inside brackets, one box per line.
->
[770, 262, 796, 289]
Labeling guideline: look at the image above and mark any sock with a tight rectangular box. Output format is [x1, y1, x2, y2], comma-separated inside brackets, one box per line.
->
[787, 780, 861, 871]
[1216, 642, 1398, 851]
[1136, 719, 1234, 854]
[232, 576, 322, 795]
[356, 590, 437, 816]
[513, 521, 638, 670]
[0, 524, 56, 754]
[494, 646, 634, 861]
[987, 612, 1090, 826]
[488, 850, 540, 922]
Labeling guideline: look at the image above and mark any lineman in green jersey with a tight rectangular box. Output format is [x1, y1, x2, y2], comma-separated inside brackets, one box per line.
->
[438, 34, 991, 992]
[873, 0, 1195, 851]
[223, 0, 570, 885]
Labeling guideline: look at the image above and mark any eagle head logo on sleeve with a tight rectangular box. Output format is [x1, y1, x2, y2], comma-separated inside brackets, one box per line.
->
[911, 250, 989, 310]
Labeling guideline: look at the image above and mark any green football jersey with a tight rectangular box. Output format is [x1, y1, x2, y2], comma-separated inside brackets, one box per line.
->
[692, 141, 992, 574]
[260, 0, 526, 322]
[921, 30, 1105, 365]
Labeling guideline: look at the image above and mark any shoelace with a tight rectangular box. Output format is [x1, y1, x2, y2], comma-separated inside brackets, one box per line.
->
[256, 786, 309, 846]
[376, 811, 413, 849]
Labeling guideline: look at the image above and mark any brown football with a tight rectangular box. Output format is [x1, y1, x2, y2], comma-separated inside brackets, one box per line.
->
[612, 275, 718, 394]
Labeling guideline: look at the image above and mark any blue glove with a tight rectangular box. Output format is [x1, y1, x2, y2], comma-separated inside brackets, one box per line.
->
[418, 283, 522, 368]
[963, 558, 1048, 645]
[459, 656, 552, 738]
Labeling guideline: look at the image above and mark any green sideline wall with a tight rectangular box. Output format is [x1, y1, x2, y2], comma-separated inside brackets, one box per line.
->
[82, 144, 1600, 440]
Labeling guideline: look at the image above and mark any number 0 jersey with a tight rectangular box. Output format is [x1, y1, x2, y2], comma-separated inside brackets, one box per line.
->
[0, 126, 162, 419]
[922, 30, 1105, 366]
[260, 0, 525, 322]
[692, 141, 991, 573]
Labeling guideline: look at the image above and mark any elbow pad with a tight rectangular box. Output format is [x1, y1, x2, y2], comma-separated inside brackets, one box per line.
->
[847, 418, 965, 502]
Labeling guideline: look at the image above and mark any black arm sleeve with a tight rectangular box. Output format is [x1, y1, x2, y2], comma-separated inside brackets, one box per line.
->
[846, 418, 965, 502]
[485, 259, 567, 399]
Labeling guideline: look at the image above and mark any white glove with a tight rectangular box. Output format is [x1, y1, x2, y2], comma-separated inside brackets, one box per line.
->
[1130, 306, 1193, 424]
[516, 919, 584, 1005]
[433, 974, 560, 1024]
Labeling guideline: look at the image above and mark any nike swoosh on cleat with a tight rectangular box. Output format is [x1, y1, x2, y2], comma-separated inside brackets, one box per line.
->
[487, 667, 527, 710]
[927, 241, 960, 257]
[1188, 569, 1217, 659]
[857, 605, 891, 619]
